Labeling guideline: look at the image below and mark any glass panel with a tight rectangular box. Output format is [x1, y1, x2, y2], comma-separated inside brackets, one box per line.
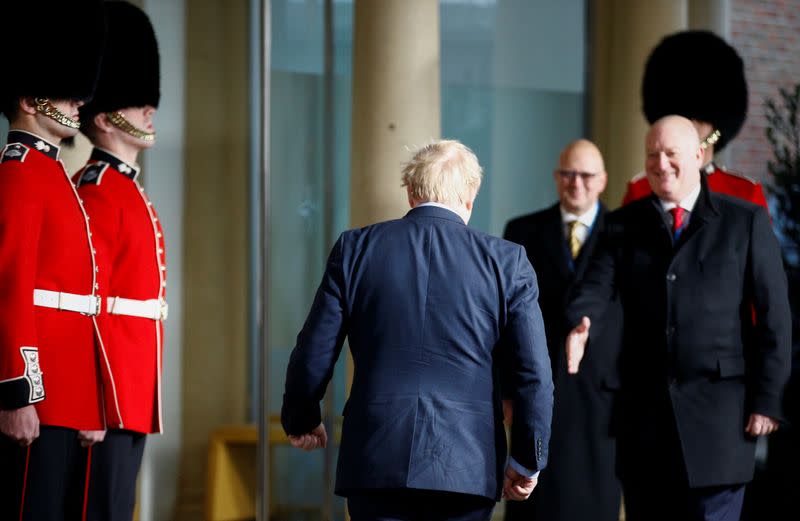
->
[268, 0, 351, 519]
[441, 0, 587, 235]
[265, 2, 584, 520]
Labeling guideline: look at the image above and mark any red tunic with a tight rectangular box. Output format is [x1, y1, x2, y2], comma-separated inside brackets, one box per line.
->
[75, 148, 166, 434]
[622, 162, 769, 210]
[0, 130, 112, 430]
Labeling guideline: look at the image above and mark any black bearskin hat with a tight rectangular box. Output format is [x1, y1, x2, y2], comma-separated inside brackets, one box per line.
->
[0, 0, 106, 118]
[80, 1, 161, 125]
[642, 30, 748, 152]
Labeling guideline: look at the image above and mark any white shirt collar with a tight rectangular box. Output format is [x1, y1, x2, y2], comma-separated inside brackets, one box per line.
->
[659, 183, 701, 213]
[416, 201, 467, 224]
[560, 202, 599, 228]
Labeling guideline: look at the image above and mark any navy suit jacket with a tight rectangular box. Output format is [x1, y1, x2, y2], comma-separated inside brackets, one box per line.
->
[282, 205, 553, 500]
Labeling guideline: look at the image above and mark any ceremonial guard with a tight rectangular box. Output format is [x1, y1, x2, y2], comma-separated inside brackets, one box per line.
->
[74, 2, 166, 519]
[622, 30, 768, 209]
[0, 1, 115, 519]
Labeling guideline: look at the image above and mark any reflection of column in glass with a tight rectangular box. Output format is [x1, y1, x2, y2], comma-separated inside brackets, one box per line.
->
[590, 0, 687, 206]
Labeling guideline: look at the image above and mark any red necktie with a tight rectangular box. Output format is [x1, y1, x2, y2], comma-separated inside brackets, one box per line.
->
[669, 207, 686, 237]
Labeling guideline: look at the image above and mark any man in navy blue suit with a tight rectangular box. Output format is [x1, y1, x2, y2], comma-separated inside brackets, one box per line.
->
[282, 140, 554, 521]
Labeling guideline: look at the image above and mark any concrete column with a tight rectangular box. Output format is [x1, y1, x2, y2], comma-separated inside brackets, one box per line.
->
[350, 0, 441, 228]
[689, 0, 730, 38]
[688, 0, 732, 166]
[176, 1, 250, 519]
[590, 0, 688, 207]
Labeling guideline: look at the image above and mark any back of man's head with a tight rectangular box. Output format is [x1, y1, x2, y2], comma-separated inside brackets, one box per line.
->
[402, 140, 483, 206]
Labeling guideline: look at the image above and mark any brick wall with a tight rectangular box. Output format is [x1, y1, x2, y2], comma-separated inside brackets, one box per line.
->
[728, 0, 800, 185]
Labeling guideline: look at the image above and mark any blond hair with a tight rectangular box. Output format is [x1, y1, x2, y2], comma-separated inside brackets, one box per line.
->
[401, 140, 483, 205]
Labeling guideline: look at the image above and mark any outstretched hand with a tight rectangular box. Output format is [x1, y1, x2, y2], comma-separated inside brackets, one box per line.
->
[565, 316, 591, 374]
[502, 465, 538, 501]
[502, 399, 513, 425]
[288, 422, 328, 451]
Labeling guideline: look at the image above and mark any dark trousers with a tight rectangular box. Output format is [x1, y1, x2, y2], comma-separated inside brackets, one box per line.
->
[623, 478, 745, 521]
[620, 424, 746, 521]
[0, 427, 87, 521]
[347, 489, 496, 521]
[619, 389, 746, 521]
[83, 430, 146, 521]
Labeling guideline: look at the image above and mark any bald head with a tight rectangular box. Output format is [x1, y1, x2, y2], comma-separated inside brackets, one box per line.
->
[554, 139, 607, 215]
[649, 116, 701, 148]
[645, 116, 704, 203]
[559, 139, 605, 171]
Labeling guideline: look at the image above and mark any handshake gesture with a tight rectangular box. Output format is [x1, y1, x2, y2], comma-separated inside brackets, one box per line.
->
[565, 316, 591, 374]
[564, 315, 780, 437]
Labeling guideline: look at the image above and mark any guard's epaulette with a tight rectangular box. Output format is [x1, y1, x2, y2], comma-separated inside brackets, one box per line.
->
[77, 162, 110, 186]
[714, 165, 759, 185]
[1, 143, 30, 164]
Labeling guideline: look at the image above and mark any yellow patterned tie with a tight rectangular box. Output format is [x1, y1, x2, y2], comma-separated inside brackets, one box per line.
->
[567, 221, 582, 259]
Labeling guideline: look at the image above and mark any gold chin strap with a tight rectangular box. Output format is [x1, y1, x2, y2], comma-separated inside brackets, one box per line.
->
[700, 129, 721, 150]
[34, 98, 80, 129]
[107, 111, 156, 142]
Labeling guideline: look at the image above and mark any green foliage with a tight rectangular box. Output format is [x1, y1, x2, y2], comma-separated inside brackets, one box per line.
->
[765, 83, 800, 270]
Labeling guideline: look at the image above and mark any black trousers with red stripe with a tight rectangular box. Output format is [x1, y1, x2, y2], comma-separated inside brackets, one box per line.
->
[83, 430, 146, 521]
[0, 426, 88, 521]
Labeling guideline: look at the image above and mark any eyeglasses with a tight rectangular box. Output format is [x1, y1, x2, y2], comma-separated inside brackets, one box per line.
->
[556, 169, 602, 182]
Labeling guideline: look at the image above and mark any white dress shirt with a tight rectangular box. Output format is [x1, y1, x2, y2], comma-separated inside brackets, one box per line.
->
[659, 183, 701, 229]
[560, 202, 600, 247]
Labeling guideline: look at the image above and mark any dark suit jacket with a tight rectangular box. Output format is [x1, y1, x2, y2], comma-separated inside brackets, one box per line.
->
[504, 203, 622, 521]
[282, 205, 554, 500]
[505, 203, 622, 391]
[568, 181, 792, 487]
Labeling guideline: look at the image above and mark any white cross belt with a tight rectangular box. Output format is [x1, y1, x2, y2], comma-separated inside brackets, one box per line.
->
[107, 296, 168, 321]
[33, 289, 101, 316]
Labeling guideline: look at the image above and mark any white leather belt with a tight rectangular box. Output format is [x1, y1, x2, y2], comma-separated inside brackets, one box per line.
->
[107, 296, 168, 321]
[33, 289, 101, 316]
